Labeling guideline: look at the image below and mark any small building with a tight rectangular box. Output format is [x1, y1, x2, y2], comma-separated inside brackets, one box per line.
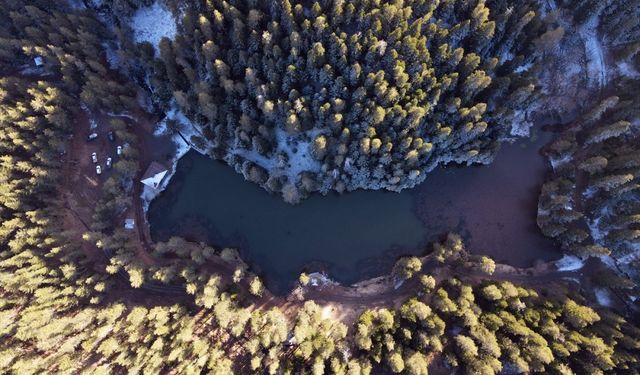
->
[141, 161, 168, 189]
[33, 56, 44, 67]
[124, 218, 135, 230]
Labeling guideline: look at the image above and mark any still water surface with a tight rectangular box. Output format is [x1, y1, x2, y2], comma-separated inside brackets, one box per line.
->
[149, 132, 559, 292]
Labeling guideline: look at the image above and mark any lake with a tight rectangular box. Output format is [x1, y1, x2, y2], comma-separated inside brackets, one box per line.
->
[148, 131, 560, 292]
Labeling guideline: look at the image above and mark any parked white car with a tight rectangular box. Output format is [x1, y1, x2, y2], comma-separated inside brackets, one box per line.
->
[87, 132, 98, 141]
[116, 145, 123, 156]
[91, 152, 97, 163]
[96, 165, 102, 175]
[106, 157, 112, 169]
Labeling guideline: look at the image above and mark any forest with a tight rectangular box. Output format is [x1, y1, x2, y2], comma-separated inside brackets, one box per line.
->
[108, 0, 562, 202]
[0, 0, 639, 374]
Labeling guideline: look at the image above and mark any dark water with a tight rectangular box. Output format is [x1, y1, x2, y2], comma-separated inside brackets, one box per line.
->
[149, 132, 559, 292]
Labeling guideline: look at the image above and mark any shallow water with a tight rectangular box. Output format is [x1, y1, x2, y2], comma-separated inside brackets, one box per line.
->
[149, 132, 559, 292]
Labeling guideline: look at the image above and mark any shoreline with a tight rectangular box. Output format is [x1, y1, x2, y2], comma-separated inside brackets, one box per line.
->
[142, 116, 563, 295]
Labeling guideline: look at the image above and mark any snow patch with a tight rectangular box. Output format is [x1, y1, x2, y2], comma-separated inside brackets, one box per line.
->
[555, 255, 585, 271]
[598, 255, 619, 270]
[103, 43, 120, 69]
[579, 15, 607, 89]
[307, 272, 339, 287]
[561, 277, 581, 284]
[510, 110, 533, 137]
[616, 245, 640, 265]
[617, 62, 640, 79]
[275, 128, 323, 178]
[131, 2, 177, 52]
[170, 109, 209, 155]
[549, 154, 572, 171]
[514, 62, 533, 74]
[234, 147, 277, 170]
[594, 288, 613, 307]
[107, 112, 137, 121]
[587, 205, 611, 245]
[229, 127, 324, 183]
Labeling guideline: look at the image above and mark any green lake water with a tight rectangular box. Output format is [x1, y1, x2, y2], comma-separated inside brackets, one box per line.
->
[149, 133, 560, 292]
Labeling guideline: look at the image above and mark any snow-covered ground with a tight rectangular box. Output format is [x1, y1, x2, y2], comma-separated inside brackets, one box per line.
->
[598, 254, 619, 270]
[617, 62, 640, 79]
[107, 112, 137, 121]
[510, 110, 533, 137]
[167, 108, 209, 155]
[229, 127, 324, 183]
[549, 154, 572, 171]
[131, 2, 177, 53]
[587, 206, 610, 244]
[579, 15, 607, 90]
[275, 128, 323, 178]
[594, 288, 613, 307]
[307, 272, 339, 287]
[555, 255, 585, 271]
[103, 43, 120, 69]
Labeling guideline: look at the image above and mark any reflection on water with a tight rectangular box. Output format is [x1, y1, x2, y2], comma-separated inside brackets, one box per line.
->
[149, 132, 559, 292]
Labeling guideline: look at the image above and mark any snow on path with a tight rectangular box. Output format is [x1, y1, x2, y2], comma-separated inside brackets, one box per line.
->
[579, 15, 607, 91]
[594, 288, 613, 307]
[555, 255, 585, 271]
[131, 2, 177, 53]
[545, 0, 608, 91]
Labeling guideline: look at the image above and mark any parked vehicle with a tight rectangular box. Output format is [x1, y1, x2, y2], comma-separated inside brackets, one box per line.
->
[96, 165, 102, 175]
[116, 145, 123, 155]
[87, 132, 98, 141]
[106, 157, 112, 169]
[108, 131, 115, 142]
[91, 152, 97, 163]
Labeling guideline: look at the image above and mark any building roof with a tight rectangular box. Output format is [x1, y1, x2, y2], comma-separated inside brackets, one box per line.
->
[141, 161, 168, 189]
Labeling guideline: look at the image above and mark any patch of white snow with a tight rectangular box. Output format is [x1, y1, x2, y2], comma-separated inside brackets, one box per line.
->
[131, 2, 177, 52]
[579, 15, 607, 89]
[617, 62, 640, 79]
[556, 255, 585, 271]
[594, 288, 613, 307]
[107, 112, 137, 121]
[275, 128, 323, 179]
[510, 110, 533, 137]
[549, 154, 572, 171]
[514, 62, 533, 74]
[103, 43, 120, 69]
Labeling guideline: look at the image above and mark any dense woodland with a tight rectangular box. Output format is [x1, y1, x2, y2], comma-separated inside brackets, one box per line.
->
[538, 84, 640, 283]
[109, 0, 563, 202]
[0, 0, 639, 374]
[536, 1, 640, 283]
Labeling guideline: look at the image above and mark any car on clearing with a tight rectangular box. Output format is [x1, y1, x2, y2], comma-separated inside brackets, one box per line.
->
[87, 132, 98, 141]
[95, 165, 102, 175]
[106, 157, 112, 169]
[116, 145, 123, 155]
[91, 152, 97, 163]
[108, 131, 115, 142]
